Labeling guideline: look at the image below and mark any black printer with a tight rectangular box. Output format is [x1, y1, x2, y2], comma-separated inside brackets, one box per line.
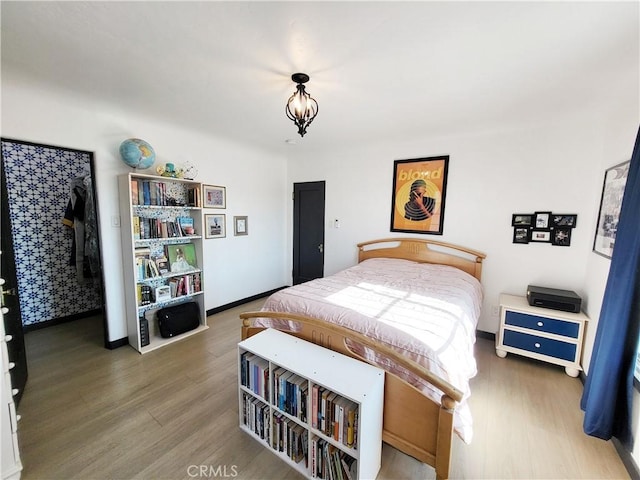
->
[526, 285, 582, 313]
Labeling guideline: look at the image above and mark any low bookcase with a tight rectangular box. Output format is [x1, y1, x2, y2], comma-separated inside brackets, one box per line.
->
[237, 328, 384, 480]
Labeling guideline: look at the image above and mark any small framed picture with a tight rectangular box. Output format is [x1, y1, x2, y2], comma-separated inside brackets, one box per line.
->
[552, 227, 572, 246]
[234, 216, 248, 236]
[551, 214, 578, 228]
[203, 184, 226, 209]
[513, 227, 530, 244]
[512, 214, 533, 227]
[205, 214, 226, 239]
[155, 285, 171, 302]
[534, 211, 552, 229]
[531, 230, 552, 242]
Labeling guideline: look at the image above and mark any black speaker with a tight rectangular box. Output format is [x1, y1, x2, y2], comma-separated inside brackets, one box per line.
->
[139, 316, 150, 347]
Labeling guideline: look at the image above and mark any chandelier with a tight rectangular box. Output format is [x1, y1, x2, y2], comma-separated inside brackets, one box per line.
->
[285, 73, 318, 137]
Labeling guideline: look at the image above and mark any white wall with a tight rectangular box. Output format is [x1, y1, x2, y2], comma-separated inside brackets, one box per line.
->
[286, 112, 610, 333]
[1, 69, 289, 343]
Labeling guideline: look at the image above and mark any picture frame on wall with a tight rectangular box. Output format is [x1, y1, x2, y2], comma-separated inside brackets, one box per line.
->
[512, 214, 533, 227]
[552, 227, 572, 247]
[534, 211, 552, 229]
[203, 184, 226, 209]
[593, 160, 630, 259]
[204, 214, 226, 239]
[551, 214, 578, 228]
[513, 227, 530, 244]
[530, 230, 551, 242]
[390, 155, 449, 235]
[234, 216, 248, 236]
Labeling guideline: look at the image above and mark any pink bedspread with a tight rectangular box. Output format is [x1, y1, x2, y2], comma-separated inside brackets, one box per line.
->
[250, 257, 483, 443]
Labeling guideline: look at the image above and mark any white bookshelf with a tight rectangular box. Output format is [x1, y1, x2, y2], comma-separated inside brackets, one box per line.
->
[238, 328, 384, 480]
[118, 172, 207, 353]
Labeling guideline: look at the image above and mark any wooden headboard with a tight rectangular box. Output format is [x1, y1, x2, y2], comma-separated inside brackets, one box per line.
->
[357, 237, 486, 281]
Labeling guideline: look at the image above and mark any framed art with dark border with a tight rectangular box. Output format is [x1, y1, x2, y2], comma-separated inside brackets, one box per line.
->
[234, 216, 248, 236]
[513, 227, 530, 244]
[593, 160, 630, 259]
[530, 230, 551, 242]
[534, 211, 552, 229]
[551, 214, 577, 228]
[552, 227, 572, 246]
[204, 213, 226, 239]
[390, 155, 449, 235]
[203, 184, 226, 209]
[512, 214, 533, 227]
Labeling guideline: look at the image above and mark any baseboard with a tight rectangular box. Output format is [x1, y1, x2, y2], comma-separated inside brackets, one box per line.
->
[206, 287, 288, 316]
[106, 337, 129, 350]
[23, 308, 103, 332]
[613, 437, 640, 480]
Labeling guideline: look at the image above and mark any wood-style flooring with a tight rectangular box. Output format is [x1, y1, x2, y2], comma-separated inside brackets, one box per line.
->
[16, 299, 630, 479]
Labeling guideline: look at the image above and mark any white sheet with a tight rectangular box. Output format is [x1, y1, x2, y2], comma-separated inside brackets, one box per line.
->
[250, 257, 483, 443]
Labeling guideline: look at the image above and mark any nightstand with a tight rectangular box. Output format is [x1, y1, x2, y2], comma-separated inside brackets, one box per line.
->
[496, 293, 589, 377]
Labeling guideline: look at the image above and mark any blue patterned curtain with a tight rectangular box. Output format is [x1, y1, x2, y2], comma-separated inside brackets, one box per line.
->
[581, 125, 640, 445]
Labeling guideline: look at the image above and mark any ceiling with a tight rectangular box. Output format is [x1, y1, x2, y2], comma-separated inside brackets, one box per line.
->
[1, 1, 638, 154]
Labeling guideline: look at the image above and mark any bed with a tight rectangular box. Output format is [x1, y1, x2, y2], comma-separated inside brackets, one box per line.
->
[240, 238, 486, 479]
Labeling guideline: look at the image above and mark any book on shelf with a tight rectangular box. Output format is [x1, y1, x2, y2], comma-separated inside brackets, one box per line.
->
[131, 179, 139, 205]
[187, 186, 201, 207]
[155, 255, 169, 274]
[137, 284, 153, 306]
[135, 247, 151, 280]
[132, 216, 141, 240]
[177, 216, 195, 235]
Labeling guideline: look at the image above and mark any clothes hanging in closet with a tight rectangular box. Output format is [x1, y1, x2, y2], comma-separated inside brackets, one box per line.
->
[62, 174, 100, 284]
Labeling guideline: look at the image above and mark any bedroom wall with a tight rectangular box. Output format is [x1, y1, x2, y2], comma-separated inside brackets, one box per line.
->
[1, 68, 290, 343]
[285, 111, 608, 334]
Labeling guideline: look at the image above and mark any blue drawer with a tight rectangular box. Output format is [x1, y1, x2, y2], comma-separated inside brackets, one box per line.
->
[505, 311, 579, 338]
[503, 330, 576, 362]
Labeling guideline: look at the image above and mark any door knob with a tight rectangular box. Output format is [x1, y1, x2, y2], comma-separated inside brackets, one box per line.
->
[318, 244, 323, 253]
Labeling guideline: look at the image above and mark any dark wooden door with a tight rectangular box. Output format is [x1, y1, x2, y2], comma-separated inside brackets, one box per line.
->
[0, 155, 27, 407]
[293, 181, 325, 285]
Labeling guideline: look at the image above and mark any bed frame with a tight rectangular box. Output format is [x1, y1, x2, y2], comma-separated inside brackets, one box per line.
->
[240, 238, 486, 479]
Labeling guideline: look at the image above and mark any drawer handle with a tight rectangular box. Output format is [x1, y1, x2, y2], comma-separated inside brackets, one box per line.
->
[537, 321, 544, 327]
[534, 343, 541, 348]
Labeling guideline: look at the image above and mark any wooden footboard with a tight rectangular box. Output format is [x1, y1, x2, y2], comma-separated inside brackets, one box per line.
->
[240, 311, 462, 480]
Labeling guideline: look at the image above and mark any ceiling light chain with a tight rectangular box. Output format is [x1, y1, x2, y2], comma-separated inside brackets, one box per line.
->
[286, 73, 318, 137]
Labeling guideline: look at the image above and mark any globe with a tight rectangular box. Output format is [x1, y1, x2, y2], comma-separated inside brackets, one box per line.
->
[119, 138, 156, 169]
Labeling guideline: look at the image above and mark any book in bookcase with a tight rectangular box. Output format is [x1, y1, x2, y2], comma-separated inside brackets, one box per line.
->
[118, 172, 207, 354]
[237, 328, 384, 480]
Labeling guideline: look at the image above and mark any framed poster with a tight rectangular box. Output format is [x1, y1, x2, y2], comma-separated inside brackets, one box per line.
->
[165, 243, 197, 272]
[203, 184, 226, 209]
[593, 160, 630, 258]
[205, 214, 226, 239]
[234, 216, 248, 236]
[390, 155, 449, 235]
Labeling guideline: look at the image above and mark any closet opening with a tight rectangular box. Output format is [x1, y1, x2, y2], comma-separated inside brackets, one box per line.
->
[1, 138, 109, 401]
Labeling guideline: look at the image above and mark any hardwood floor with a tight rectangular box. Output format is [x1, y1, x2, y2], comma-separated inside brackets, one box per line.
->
[17, 299, 630, 479]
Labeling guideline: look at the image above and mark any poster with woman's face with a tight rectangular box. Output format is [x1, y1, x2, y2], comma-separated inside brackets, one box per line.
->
[390, 156, 449, 235]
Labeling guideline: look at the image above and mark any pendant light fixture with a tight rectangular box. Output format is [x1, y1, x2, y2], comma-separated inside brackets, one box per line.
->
[285, 73, 318, 137]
